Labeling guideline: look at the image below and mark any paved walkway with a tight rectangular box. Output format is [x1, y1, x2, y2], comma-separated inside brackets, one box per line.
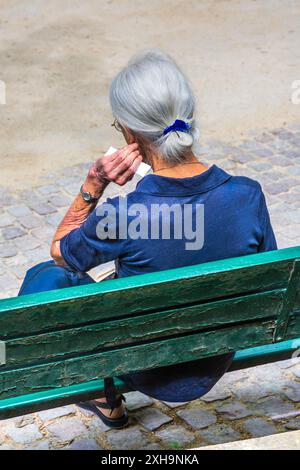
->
[0, 124, 299, 449]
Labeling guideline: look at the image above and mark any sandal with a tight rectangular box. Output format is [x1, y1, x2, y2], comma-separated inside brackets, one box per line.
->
[78, 396, 129, 429]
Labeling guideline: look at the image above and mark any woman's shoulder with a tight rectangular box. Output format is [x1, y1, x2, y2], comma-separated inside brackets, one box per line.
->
[227, 173, 263, 192]
[221, 173, 265, 207]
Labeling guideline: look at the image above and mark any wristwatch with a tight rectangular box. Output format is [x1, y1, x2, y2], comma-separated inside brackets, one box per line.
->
[80, 185, 99, 204]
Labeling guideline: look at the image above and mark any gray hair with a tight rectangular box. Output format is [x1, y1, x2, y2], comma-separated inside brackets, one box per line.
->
[109, 50, 199, 164]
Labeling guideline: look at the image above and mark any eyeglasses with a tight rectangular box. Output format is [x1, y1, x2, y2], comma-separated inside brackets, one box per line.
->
[111, 119, 123, 133]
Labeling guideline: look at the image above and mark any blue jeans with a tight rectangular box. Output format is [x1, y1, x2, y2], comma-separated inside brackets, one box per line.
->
[19, 261, 234, 402]
[19, 260, 95, 295]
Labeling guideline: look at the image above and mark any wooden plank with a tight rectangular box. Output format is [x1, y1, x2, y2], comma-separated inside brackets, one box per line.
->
[230, 338, 300, 370]
[0, 319, 275, 400]
[274, 259, 300, 341]
[3, 290, 284, 368]
[293, 290, 300, 314]
[0, 378, 130, 420]
[1, 248, 299, 339]
[1, 338, 300, 420]
[285, 313, 300, 340]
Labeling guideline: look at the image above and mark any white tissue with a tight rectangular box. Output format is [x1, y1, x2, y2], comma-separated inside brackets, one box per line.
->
[135, 161, 151, 177]
[104, 146, 151, 177]
[104, 146, 118, 156]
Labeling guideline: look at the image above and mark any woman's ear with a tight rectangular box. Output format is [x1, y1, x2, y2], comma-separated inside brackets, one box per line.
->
[122, 128, 136, 144]
[122, 128, 151, 165]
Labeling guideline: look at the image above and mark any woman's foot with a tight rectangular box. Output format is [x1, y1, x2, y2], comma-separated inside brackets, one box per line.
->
[94, 397, 125, 419]
[78, 395, 129, 429]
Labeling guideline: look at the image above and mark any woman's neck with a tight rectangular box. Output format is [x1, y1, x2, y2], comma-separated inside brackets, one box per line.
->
[152, 152, 208, 178]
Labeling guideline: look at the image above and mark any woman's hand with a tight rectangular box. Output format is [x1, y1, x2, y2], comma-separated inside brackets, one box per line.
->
[51, 143, 143, 265]
[87, 143, 143, 190]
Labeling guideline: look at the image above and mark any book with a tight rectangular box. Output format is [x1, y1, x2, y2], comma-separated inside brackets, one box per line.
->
[87, 260, 116, 282]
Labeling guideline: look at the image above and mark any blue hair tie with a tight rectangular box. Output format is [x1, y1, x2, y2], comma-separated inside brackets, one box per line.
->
[163, 119, 192, 136]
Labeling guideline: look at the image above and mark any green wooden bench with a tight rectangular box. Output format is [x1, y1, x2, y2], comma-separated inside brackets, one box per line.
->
[0, 246, 299, 420]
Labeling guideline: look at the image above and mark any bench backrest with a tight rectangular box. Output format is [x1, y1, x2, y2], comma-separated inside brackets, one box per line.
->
[0, 246, 300, 402]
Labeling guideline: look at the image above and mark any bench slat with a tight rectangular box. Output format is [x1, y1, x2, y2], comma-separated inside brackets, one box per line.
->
[0, 319, 275, 400]
[286, 313, 300, 340]
[274, 259, 300, 341]
[0, 248, 299, 340]
[1, 339, 299, 420]
[3, 290, 284, 368]
[0, 262, 293, 340]
[0, 378, 129, 420]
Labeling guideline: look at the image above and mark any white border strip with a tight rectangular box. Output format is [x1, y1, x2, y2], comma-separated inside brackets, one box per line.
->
[0, 341, 6, 366]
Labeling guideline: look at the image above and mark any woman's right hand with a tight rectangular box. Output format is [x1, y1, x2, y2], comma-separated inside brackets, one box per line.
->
[87, 143, 143, 189]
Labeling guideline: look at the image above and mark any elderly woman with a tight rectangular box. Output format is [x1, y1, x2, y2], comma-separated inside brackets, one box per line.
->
[19, 50, 277, 429]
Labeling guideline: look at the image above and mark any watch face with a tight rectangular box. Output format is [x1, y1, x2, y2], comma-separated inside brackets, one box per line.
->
[80, 185, 97, 203]
[82, 191, 91, 201]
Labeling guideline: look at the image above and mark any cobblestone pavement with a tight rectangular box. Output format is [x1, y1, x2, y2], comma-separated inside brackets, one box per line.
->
[0, 124, 300, 449]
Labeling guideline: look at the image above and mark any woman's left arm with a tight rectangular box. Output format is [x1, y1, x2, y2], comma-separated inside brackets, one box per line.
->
[51, 143, 142, 265]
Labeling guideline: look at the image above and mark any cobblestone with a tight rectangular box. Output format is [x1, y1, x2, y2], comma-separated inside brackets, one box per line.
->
[233, 382, 273, 402]
[1, 227, 26, 240]
[48, 194, 72, 208]
[254, 148, 274, 158]
[247, 363, 285, 383]
[27, 441, 50, 450]
[292, 365, 300, 379]
[216, 402, 252, 420]
[197, 424, 241, 445]
[14, 415, 35, 428]
[240, 418, 278, 438]
[37, 406, 76, 423]
[64, 183, 81, 197]
[19, 214, 42, 230]
[283, 383, 300, 403]
[31, 225, 54, 242]
[7, 205, 32, 218]
[0, 243, 18, 258]
[0, 124, 299, 449]
[4, 424, 43, 444]
[143, 443, 163, 450]
[156, 425, 195, 447]
[201, 383, 232, 402]
[176, 407, 217, 429]
[14, 235, 41, 251]
[3, 252, 28, 266]
[29, 202, 57, 216]
[0, 190, 17, 207]
[87, 415, 111, 433]
[284, 417, 300, 430]
[46, 418, 88, 443]
[65, 438, 103, 450]
[0, 213, 15, 228]
[0, 273, 20, 291]
[25, 246, 51, 264]
[45, 213, 63, 227]
[37, 184, 60, 196]
[265, 180, 293, 195]
[162, 401, 189, 408]
[134, 408, 172, 431]
[125, 391, 154, 411]
[253, 396, 299, 420]
[106, 427, 150, 450]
